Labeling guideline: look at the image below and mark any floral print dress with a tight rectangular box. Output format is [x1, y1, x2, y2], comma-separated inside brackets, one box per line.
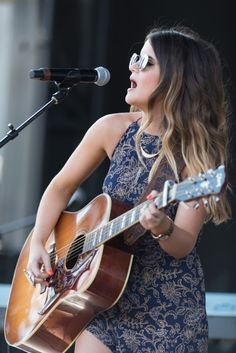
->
[86, 120, 208, 353]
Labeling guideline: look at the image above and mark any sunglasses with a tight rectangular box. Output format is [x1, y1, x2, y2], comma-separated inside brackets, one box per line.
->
[129, 53, 150, 71]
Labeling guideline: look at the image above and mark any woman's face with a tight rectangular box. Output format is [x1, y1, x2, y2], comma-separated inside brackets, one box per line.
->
[125, 40, 160, 112]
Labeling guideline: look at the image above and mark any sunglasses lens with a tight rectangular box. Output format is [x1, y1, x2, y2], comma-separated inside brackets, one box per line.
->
[129, 53, 149, 71]
[130, 53, 139, 66]
[140, 55, 148, 70]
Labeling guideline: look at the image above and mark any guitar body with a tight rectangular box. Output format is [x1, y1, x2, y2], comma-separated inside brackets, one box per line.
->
[4, 165, 226, 353]
[4, 194, 133, 353]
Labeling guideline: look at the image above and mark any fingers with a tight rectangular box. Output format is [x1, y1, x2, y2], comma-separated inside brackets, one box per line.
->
[26, 248, 54, 287]
[27, 264, 48, 286]
[24, 269, 36, 287]
[29, 257, 48, 278]
[146, 190, 158, 201]
[26, 264, 52, 287]
[148, 202, 160, 216]
[140, 208, 165, 229]
[41, 251, 54, 276]
[140, 191, 165, 229]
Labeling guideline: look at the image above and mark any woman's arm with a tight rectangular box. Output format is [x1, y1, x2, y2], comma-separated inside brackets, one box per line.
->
[139, 164, 207, 259]
[27, 113, 130, 280]
[139, 196, 206, 259]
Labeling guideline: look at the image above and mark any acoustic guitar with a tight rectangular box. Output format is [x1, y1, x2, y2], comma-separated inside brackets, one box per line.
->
[4, 165, 225, 353]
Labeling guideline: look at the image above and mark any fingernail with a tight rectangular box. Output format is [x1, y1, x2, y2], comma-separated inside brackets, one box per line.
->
[47, 269, 54, 276]
[147, 193, 154, 200]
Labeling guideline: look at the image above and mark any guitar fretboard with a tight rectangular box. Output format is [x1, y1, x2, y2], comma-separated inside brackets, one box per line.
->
[82, 195, 163, 253]
[81, 165, 225, 254]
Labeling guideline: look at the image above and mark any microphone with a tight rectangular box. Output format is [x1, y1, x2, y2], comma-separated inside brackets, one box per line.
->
[29, 66, 111, 87]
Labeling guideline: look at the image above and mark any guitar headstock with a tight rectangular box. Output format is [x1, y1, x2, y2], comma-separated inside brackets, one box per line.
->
[155, 165, 226, 208]
[174, 165, 225, 203]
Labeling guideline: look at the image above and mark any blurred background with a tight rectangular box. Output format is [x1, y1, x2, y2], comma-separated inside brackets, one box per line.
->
[0, 0, 235, 352]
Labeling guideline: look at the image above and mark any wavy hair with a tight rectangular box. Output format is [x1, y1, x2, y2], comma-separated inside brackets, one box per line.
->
[134, 26, 231, 224]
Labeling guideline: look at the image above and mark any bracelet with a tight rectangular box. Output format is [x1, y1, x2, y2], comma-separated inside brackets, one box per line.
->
[151, 216, 174, 241]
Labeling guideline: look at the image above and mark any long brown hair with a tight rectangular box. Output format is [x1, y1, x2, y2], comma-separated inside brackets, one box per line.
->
[135, 26, 231, 224]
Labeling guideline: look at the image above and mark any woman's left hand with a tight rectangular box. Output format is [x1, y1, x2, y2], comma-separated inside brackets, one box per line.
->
[139, 191, 169, 234]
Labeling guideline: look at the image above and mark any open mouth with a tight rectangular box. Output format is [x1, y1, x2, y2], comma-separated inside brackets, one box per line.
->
[130, 80, 137, 88]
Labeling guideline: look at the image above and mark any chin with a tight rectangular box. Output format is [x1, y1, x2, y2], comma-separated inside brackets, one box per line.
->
[125, 93, 137, 107]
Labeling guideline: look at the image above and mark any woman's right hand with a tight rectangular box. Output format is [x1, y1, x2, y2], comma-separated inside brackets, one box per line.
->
[26, 239, 54, 285]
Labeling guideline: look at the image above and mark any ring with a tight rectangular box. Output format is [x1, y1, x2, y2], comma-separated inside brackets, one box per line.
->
[24, 269, 36, 287]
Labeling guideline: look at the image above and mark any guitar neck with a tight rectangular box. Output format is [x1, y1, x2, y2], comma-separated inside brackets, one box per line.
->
[83, 195, 163, 253]
[82, 164, 226, 254]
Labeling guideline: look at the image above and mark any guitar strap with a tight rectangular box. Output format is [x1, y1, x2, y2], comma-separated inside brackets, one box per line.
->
[124, 150, 185, 246]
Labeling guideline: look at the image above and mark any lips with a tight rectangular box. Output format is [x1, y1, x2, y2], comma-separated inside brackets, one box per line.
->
[127, 75, 137, 93]
[130, 80, 137, 88]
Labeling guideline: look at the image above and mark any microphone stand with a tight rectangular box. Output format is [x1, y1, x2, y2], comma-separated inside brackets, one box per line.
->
[0, 84, 72, 148]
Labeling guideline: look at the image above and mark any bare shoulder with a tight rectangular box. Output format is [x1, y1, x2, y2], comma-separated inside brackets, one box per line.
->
[53, 111, 141, 194]
[91, 111, 141, 158]
[95, 111, 140, 131]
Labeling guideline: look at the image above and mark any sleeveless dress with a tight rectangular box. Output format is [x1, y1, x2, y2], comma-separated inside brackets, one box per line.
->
[86, 120, 208, 353]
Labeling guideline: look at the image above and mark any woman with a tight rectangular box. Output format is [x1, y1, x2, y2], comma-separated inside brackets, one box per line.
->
[27, 26, 231, 353]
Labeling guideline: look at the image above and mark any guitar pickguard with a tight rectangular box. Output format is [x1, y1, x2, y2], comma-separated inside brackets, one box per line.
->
[39, 249, 98, 315]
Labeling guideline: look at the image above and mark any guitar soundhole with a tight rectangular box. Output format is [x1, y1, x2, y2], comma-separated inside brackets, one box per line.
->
[66, 234, 85, 269]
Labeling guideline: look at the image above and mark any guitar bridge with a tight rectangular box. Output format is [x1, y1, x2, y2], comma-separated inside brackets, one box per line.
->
[38, 249, 98, 315]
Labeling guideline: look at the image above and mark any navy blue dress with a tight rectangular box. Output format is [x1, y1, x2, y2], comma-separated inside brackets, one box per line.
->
[86, 120, 208, 353]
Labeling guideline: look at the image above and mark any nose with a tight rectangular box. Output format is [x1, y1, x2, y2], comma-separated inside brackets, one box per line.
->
[129, 62, 139, 73]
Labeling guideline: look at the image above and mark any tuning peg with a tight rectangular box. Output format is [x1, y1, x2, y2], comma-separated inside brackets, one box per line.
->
[214, 196, 220, 203]
[198, 172, 206, 181]
[190, 177, 196, 183]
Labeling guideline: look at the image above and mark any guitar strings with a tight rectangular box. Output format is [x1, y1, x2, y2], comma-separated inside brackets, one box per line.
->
[47, 181, 207, 264]
[57, 168, 219, 262]
[54, 188, 170, 261]
[48, 199, 151, 262]
[46, 196, 154, 263]
[47, 180, 204, 265]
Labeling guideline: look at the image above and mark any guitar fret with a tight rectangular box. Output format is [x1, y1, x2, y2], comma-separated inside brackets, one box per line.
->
[95, 229, 99, 243]
[136, 203, 146, 218]
[92, 232, 97, 247]
[121, 215, 126, 229]
[123, 214, 130, 228]
[134, 206, 141, 220]
[102, 224, 110, 242]
[112, 219, 119, 234]
[83, 233, 91, 252]
[108, 222, 113, 236]
[130, 209, 136, 223]
[97, 228, 102, 243]
[89, 232, 95, 249]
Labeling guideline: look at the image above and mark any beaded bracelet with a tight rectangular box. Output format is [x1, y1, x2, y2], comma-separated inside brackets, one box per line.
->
[151, 216, 174, 241]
